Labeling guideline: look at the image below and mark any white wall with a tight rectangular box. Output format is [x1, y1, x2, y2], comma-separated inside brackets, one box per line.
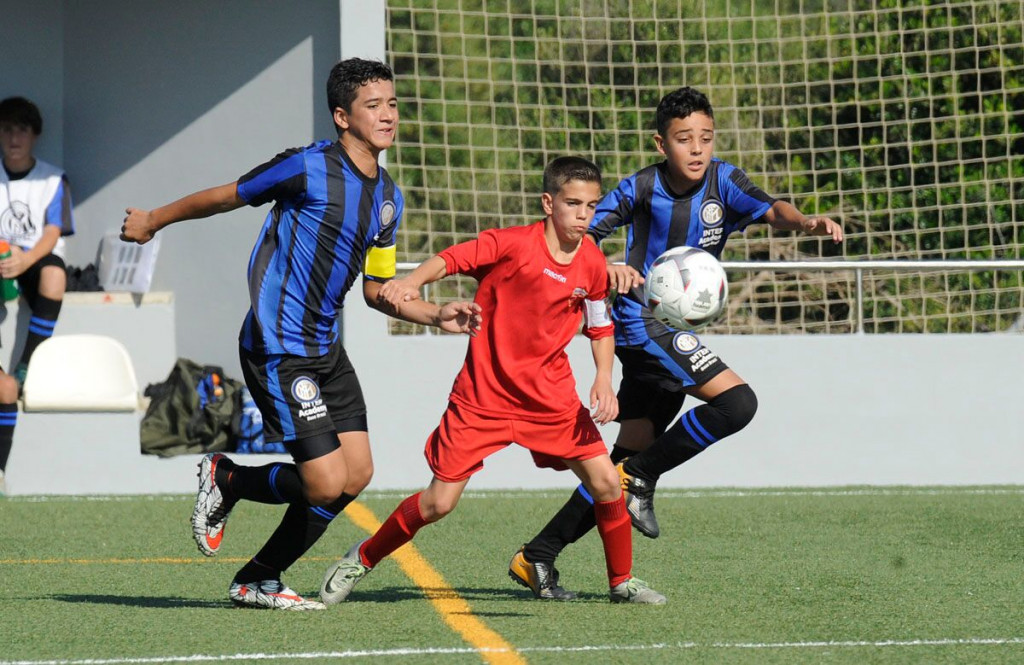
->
[7, 317, 1020, 495]
[344, 293, 1024, 489]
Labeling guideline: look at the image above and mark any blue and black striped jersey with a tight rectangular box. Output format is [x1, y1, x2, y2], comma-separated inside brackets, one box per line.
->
[589, 158, 774, 344]
[236, 140, 403, 356]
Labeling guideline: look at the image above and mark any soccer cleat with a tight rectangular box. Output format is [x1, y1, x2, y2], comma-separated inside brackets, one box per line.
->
[508, 547, 578, 600]
[320, 539, 372, 605]
[229, 579, 326, 610]
[617, 462, 660, 539]
[0, 469, 6, 497]
[609, 577, 667, 605]
[191, 453, 235, 557]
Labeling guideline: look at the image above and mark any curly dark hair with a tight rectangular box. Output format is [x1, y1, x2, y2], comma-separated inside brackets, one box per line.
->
[326, 58, 394, 115]
[0, 97, 43, 135]
[543, 156, 602, 195]
[655, 87, 714, 136]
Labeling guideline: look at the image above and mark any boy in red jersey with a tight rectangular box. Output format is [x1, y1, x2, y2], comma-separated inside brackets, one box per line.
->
[319, 156, 665, 605]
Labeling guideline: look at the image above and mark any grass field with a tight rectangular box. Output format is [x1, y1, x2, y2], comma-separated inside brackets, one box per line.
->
[1, 486, 1022, 664]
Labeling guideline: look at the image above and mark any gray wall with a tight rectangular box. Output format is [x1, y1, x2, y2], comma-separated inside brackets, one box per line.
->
[1, 0, 344, 377]
[0, 0, 65, 167]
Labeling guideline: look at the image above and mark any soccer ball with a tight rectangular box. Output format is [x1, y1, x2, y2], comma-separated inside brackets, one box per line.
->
[643, 247, 728, 330]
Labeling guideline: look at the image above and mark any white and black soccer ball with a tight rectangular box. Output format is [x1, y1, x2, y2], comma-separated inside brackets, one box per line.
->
[643, 246, 728, 330]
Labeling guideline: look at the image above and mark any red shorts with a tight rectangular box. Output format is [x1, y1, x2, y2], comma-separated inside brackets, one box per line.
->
[424, 401, 608, 483]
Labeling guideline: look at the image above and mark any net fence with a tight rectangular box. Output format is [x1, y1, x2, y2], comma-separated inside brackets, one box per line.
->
[384, 0, 1024, 334]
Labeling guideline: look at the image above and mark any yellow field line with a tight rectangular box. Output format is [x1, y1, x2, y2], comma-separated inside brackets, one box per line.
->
[0, 556, 338, 565]
[343, 501, 526, 665]
[1, 504, 525, 664]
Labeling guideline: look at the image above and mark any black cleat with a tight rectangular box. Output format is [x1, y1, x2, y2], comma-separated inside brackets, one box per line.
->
[617, 462, 659, 539]
[508, 547, 577, 600]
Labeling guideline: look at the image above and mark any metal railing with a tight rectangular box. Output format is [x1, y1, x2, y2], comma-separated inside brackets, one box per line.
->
[395, 260, 1024, 335]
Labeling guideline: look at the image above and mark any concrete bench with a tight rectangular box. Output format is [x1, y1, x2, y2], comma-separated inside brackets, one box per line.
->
[1, 291, 176, 389]
[3, 291, 181, 495]
[7, 412, 289, 495]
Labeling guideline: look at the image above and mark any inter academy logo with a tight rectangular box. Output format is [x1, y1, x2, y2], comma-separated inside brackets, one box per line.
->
[379, 201, 396, 229]
[672, 332, 700, 354]
[291, 376, 320, 404]
[700, 200, 724, 227]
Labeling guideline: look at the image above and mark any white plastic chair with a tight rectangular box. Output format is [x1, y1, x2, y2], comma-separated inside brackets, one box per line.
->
[21, 334, 140, 412]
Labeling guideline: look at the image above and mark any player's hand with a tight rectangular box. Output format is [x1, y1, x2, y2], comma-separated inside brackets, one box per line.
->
[0, 245, 28, 279]
[379, 277, 422, 307]
[121, 208, 158, 244]
[607, 264, 643, 295]
[589, 379, 618, 425]
[438, 300, 482, 336]
[802, 216, 844, 244]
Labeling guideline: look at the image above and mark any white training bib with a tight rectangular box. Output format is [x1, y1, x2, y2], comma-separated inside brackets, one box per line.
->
[0, 159, 74, 259]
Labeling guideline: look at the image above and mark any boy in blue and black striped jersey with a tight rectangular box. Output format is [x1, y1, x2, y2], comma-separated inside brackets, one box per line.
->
[122, 59, 480, 610]
[509, 87, 843, 600]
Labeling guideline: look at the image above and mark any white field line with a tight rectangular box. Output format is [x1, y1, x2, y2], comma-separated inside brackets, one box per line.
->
[7, 486, 1024, 503]
[2, 637, 1024, 665]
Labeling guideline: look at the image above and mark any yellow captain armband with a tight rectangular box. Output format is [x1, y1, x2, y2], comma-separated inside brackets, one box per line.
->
[364, 245, 397, 281]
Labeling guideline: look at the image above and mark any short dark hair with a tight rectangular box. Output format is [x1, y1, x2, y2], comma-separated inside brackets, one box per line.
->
[0, 97, 43, 135]
[655, 87, 714, 136]
[543, 156, 602, 196]
[326, 58, 394, 114]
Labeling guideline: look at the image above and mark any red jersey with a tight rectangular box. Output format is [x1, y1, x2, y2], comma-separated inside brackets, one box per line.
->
[438, 221, 614, 421]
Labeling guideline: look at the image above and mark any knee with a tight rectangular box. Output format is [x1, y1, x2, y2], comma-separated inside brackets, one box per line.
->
[302, 470, 346, 507]
[39, 265, 67, 299]
[0, 373, 18, 403]
[587, 466, 622, 502]
[715, 383, 758, 431]
[420, 494, 459, 522]
[344, 462, 373, 495]
[304, 485, 343, 507]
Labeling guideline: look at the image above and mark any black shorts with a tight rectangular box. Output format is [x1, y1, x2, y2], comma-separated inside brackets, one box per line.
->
[614, 330, 730, 435]
[239, 341, 368, 460]
[16, 253, 65, 306]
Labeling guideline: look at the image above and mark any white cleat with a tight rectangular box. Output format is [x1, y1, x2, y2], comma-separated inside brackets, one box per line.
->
[609, 577, 667, 605]
[191, 453, 234, 556]
[229, 579, 326, 610]
[320, 539, 372, 605]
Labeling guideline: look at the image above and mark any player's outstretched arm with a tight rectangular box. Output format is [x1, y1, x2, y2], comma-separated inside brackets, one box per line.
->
[378, 255, 448, 307]
[763, 200, 844, 244]
[588, 335, 618, 425]
[365, 278, 481, 336]
[122, 182, 245, 245]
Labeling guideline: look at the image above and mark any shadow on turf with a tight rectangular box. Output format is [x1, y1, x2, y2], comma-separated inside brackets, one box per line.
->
[46, 589, 610, 611]
[47, 594, 224, 609]
[346, 585, 609, 606]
